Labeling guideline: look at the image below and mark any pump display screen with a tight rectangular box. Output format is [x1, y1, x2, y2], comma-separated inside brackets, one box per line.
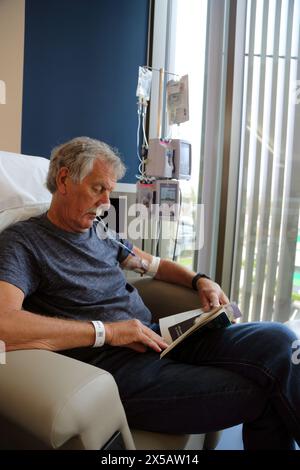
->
[160, 184, 177, 204]
[179, 142, 191, 176]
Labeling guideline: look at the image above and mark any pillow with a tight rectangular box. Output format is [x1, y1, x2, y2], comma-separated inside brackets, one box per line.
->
[0, 150, 51, 212]
[0, 150, 51, 232]
[0, 203, 50, 233]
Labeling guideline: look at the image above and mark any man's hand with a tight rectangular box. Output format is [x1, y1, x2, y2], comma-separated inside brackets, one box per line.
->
[104, 319, 169, 353]
[196, 278, 229, 312]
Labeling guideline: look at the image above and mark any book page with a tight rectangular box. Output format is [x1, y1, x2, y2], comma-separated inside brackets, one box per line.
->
[159, 308, 204, 344]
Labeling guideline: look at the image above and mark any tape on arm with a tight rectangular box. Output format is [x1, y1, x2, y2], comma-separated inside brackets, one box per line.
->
[146, 255, 161, 277]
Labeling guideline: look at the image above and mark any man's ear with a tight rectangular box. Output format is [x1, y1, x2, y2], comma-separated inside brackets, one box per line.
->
[56, 167, 69, 194]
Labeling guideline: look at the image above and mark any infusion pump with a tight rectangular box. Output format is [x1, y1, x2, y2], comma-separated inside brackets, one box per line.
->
[145, 138, 191, 180]
[136, 179, 180, 220]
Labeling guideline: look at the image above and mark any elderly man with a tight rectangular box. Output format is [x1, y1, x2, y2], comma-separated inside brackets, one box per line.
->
[0, 136, 299, 449]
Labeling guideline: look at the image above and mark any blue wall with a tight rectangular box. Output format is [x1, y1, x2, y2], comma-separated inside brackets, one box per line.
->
[21, 0, 149, 183]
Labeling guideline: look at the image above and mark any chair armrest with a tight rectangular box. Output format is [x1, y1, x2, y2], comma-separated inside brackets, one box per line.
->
[132, 278, 200, 322]
[0, 349, 135, 449]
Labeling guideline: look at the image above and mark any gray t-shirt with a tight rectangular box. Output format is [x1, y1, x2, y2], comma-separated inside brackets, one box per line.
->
[0, 213, 152, 326]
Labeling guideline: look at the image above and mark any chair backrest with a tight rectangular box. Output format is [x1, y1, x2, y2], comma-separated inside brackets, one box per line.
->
[0, 151, 51, 233]
[133, 278, 200, 322]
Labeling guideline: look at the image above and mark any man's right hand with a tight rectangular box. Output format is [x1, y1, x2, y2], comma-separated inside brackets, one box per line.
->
[104, 319, 169, 353]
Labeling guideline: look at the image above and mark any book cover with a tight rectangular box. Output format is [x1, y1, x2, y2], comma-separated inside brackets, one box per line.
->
[159, 303, 241, 359]
[168, 310, 232, 341]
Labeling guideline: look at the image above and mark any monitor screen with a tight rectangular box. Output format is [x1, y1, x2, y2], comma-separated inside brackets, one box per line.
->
[179, 141, 191, 176]
[160, 184, 178, 204]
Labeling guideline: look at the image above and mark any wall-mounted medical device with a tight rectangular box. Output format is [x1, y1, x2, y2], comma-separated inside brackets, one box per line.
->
[136, 179, 180, 220]
[145, 138, 191, 180]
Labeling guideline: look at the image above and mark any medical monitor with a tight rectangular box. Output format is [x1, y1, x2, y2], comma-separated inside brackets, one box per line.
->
[171, 139, 192, 180]
[145, 139, 191, 180]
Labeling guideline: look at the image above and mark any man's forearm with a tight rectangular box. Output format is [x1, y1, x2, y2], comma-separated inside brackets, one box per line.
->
[154, 259, 229, 311]
[1, 309, 169, 354]
[154, 258, 196, 289]
[0, 308, 95, 352]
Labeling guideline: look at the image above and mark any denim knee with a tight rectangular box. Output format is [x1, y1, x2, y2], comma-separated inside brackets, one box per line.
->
[260, 321, 297, 349]
[251, 322, 297, 374]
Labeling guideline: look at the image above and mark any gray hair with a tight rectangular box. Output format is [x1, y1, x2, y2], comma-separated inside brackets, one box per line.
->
[46, 136, 126, 194]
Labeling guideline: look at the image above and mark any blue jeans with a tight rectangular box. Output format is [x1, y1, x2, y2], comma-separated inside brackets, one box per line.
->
[62, 321, 300, 449]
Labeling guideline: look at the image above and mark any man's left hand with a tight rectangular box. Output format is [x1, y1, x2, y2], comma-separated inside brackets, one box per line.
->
[196, 278, 229, 312]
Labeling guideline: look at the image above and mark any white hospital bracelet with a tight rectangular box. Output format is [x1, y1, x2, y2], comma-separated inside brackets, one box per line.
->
[147, 256, 161, 276]
[91, 320, 106, 347]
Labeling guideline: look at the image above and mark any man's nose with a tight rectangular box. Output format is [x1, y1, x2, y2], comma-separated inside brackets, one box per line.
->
[98, 190, 110, 205]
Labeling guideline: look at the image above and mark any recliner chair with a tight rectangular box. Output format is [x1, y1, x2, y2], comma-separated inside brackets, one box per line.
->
[0, 150, 221, 450]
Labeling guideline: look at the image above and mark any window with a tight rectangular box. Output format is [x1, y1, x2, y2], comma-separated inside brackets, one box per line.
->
[230, 0, 300, 322]
[149, 0, 299, 325]
[149, 0, 209, 269]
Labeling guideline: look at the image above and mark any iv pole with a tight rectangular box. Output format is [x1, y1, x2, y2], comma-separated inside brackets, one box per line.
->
[139, 66, 179, 256]
[157, 67, 165, 139]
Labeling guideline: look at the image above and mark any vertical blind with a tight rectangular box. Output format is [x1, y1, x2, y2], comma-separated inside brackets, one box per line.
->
[232, 0, 300, 322]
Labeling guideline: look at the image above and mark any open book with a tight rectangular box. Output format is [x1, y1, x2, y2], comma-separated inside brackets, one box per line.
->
[159, 303, 242, 359]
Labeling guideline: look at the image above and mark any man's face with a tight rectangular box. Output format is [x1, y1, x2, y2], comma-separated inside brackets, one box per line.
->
[62, 159, 117, 232]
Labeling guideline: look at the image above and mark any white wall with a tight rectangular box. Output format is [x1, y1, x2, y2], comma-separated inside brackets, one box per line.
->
[0, 0, 25, 152]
